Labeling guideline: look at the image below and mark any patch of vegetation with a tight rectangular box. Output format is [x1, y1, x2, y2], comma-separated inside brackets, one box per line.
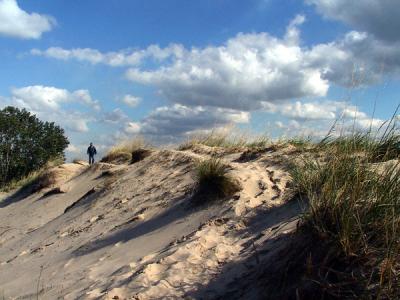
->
[0, 158, 62, 193]
[289, 131, 400, 298]
[318, 130, 400, 162]
[192, 157, 241, 204]
[0, 106, 69, 188]
[131, 148, 152, 164]
[287, 136, 314, 149]
[179, 128, 269, 151]
[101, 138, 149, 164]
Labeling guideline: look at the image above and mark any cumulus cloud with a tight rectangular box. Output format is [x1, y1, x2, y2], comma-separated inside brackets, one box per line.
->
[127, 25, 400, 109]
[31, 44, 184, 67]
[126, 21, 329, 111]
[121, 94, 141, 107]
[11, 85, 100, 111]
[268, 100, 385, 138]
[0, 0, 55, 39]
[306, 31, 400, 86]
[263, 100, 339, 120]
[102, 108, 129, 124]
[32, 13, 400, 112]
[138, 104, 249, 138]
[72, 89, 101, 111]
[11, 85, 69, 111]
[8, 85, 100, 133]
[63, 115, 90, 132]
[24, 11, 399, 141]
[307, 0, 400, 42]
[66, 144, 80, 154]
[124, 122, 141, 134]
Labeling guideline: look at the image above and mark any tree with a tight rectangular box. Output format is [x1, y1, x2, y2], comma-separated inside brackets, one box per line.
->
[0, 106, 69, 185]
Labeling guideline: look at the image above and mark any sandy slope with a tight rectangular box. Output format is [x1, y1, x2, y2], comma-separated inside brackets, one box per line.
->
[0, 146, 304, 299]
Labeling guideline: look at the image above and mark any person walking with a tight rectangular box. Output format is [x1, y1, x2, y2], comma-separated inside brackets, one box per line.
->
[87, 142, 97, 165]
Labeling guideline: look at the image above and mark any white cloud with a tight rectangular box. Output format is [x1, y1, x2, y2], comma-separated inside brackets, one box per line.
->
[268, 100, 386, 138]
[138, 104, 249, 138]
[11, 85, 68, 111]
[285, 14, 306, 45]
[11, 85, 100, 112]
[126, 27, 329, 110]
[307, 0, 400, 42]
[31, 13, 400, 109]
[72, 89, 101, 111]
[124, 122, 141, 134]
[306, 31, 400, 86]
[61, 113, 90, 133]
[66, 144, 80, 154]
[121, 94, 141, 107]
[102, 108, 129, 124]
[31, 44, 184, 67]
[0, 0, 55, 39]
[9, 85, 100, 133]
[263, 100, 338, 120]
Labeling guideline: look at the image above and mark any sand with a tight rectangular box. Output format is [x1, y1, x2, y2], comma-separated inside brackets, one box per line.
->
[0, 146, 304, 299]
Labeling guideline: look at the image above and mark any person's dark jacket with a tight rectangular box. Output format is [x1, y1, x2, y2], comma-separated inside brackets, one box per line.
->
[87, 145, 97, 156]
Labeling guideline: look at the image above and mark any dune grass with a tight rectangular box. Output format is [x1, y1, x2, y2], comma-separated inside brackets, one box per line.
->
[179, 128, 270, 151]
[101, 137, 149, 164]
[193, 157, 241, 204]
[0, 157, 63, 193]
[290, 129, 400, 298]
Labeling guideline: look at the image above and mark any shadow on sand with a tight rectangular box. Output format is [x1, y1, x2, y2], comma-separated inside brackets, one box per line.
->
[72, 195, 199, 257]
[0, 185, 36, 208]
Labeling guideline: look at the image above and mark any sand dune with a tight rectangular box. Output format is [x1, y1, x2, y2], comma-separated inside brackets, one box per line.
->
[0, 146, 305, 299]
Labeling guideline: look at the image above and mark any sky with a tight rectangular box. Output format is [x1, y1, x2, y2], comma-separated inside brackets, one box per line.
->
[0, 0, 399, 159]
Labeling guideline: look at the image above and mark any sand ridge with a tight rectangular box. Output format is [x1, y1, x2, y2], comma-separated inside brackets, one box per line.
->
[0, 146, 304, 299]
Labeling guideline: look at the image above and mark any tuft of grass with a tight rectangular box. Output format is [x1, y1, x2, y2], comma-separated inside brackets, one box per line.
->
[192, 157, 241, 204]
[101, 137, 149, 164]
[131, 148, 152, 164]
[290, 131, 400, 298]
[0, 158, 62, 193]
[179, 128, 269, 151]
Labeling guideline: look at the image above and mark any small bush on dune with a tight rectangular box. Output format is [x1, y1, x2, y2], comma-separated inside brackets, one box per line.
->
[290, 130, 400, 298]
[0, 158, 62, 193]
[131, 148, 152, 164]
[192, 157, 241, 204]
[101, 138, 150, 164]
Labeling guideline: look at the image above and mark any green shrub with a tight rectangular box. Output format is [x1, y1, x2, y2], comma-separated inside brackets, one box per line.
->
[0, 106, 69, 187]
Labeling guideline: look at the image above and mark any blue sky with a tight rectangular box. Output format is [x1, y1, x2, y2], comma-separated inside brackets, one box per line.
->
[0, 0, 399, 158]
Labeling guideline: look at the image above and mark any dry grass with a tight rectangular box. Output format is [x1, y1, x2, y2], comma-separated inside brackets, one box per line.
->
[192, 157, 241, 204]
[290, 129, 400, 298]
[101, 137, 149, 164]
[179, 128, 269, 151]
[0, 158, 63, 193]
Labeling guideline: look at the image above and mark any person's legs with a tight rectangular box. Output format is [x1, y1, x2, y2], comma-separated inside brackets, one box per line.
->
[89, 155, 94, 165]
